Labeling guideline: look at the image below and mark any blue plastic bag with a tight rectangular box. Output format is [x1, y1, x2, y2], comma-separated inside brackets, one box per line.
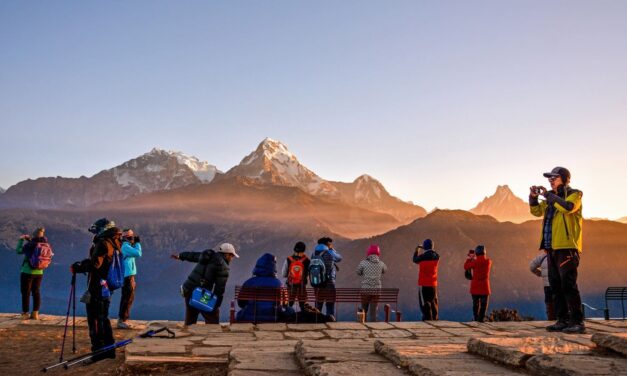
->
[189, 287, 218, 312]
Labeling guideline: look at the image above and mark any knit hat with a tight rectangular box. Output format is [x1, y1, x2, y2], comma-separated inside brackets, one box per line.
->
[367, 244, 380, 257]
[294, 241, 306, 253]
[422, 239, 434, 250]
[475, 245, 485, 255]
[543, 166, 571, 184]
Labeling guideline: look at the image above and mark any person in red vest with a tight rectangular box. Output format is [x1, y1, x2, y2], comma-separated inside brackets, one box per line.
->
[412, 239, 440, 321]
[464, 245, 492, 322]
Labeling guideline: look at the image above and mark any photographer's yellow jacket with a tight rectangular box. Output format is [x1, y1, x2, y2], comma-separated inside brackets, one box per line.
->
[530, 186, 583, 252]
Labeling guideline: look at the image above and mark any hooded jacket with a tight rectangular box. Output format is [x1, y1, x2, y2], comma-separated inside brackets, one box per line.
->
[530, 185, 583, 252]
[74, 228, 121, 298]
[312, 244, 342, 284]
[179, 249, 230, 308]
[356, 255, 387, 289]
[464, 255, 492, 295]
[236, 253, 285, 322]
[121, 240, 142, 277]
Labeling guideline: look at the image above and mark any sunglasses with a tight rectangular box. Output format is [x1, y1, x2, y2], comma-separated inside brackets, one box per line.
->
[548, 176, 559, 182]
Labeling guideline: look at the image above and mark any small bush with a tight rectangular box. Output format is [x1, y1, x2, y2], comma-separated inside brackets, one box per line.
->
[487, 308, 534, 322]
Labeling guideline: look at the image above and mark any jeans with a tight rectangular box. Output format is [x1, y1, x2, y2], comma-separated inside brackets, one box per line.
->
[20, 273, 42, 313]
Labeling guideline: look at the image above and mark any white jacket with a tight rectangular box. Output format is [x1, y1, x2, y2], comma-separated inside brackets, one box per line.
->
[529, 252, 549, 287]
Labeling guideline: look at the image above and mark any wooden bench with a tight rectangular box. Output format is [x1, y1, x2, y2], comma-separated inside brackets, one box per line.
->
[582, 287, 627, 320]
[230, 286, 400, 323]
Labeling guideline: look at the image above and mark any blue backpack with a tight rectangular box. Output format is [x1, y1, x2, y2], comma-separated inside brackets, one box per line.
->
[308, 250, 327, 287]
[106, 249, 125, 291]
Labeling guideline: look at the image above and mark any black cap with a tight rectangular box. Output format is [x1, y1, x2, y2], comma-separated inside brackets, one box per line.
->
[543, 167, 570, 183]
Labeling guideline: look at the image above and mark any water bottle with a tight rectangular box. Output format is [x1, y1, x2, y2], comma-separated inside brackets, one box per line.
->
[100, 279, 111, 299]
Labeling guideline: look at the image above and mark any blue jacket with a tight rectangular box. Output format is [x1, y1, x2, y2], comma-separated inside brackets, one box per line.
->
[236, 253, 286, 322]
[312, 244, 342, 284]
[121, 241, 142, 277]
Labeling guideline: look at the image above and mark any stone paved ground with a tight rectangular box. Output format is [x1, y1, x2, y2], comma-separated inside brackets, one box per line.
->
[1, 313, 625, 375]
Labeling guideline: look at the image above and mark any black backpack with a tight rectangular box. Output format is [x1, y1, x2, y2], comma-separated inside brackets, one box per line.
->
[464, 268, 473, 280]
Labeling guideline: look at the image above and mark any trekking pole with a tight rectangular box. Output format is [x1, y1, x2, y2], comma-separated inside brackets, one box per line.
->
[58, 273, 76, 363]
[72, 273, 77, 354]
[63, 327, 176, 369]
[41, 327, 175, 372]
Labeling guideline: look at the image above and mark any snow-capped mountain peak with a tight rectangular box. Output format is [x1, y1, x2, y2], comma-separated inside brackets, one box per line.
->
[0, 187, 5, 194]
[139, 148, 220, 183]
[226, 138, 338, 196]
[354, 174, 384, 202]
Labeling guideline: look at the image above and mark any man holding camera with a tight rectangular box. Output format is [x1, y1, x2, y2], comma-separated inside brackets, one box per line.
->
[412, 239, 439, 321]
[529, 166, 584, 334]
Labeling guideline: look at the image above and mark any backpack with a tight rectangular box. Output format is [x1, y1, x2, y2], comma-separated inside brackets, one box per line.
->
[308, 251, 327, 287]
[287, 256, 307, 285]
[106, 249, 125, 291]
[464, 268, 473, 280]
[28, 242, 54, 270]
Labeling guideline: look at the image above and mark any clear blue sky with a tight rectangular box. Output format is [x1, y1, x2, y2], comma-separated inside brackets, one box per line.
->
[1, 1, 626, 219]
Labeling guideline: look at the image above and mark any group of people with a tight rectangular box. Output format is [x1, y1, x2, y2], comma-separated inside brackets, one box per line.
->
[14, 165, 585, 364]
[411, 239, 493, 323]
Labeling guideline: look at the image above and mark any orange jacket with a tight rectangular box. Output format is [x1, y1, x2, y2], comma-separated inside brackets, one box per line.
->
[413, 250, 439, 287]
[464, 255, 492, 295]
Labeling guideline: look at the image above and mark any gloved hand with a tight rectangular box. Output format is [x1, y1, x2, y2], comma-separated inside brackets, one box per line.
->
[134, 236, 141, 243]
[70, 262, 82, 274]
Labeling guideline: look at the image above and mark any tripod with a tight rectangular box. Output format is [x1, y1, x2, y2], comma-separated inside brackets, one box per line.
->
[59, 273, 77, 362]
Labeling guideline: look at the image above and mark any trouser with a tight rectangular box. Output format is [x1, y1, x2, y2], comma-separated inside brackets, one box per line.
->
[315, 283, 336, 317]
[86, 297, 115, 360]
[360, 290, 380, 322]
[118, 275, 136, 321]
[183, 290, 219, 325]
[472, 295, 489, 322]
[547, 249, 583, 324]
[544, 286, 556, 321]
[20, 273, 42, 313]
[287, 284, 307, 310]
[419, 286, 438, 321]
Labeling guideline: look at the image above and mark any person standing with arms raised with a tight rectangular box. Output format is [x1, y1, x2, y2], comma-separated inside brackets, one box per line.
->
[412, 239, 439, 321]
[529, 166, 584, 334]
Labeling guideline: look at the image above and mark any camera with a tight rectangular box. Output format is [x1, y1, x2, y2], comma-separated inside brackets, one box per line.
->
[531, 186, 546, 196]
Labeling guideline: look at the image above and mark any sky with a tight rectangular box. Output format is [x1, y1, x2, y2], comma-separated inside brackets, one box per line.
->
[1, 1, 626, 219]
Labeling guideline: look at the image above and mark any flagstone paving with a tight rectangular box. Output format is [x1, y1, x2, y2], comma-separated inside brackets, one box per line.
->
[0, 312, 625, 375]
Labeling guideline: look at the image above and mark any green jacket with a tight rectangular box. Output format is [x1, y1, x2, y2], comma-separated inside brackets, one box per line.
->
[16, 238, 44, 275]
[530, 186, 583, 252]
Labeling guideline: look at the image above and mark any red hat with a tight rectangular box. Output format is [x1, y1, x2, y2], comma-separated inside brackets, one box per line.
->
[367, 244, 380, 257]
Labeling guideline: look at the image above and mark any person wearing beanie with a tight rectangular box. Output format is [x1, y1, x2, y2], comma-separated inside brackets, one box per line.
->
[71, 223, 123, 362]
[530, 166, 584, 334]
[464, 245, 492, 322]
[412, 238, 440, 321]
[356, 245, 387, 322]
[281, 241, 311, 310]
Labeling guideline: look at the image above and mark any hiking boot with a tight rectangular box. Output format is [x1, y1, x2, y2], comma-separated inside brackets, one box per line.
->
[545, 321, 569, 332]
[562, 323, 586, 334]
[30, 311, 39, 320]
[20, 312, 30, 320]
[117, 320, 132, 329]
